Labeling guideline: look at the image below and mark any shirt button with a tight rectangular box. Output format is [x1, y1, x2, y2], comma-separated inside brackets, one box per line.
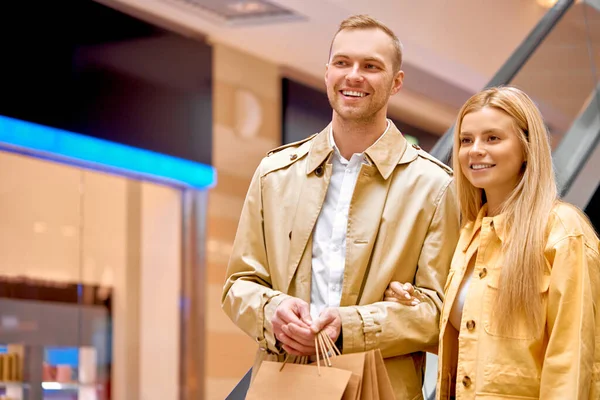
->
[462, 376, 472, 388]
[466, 320, 476, 331]
[479, 268, 487, 279]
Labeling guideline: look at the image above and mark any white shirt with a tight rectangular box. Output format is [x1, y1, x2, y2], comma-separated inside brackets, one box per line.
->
[310, 121, 391, 320]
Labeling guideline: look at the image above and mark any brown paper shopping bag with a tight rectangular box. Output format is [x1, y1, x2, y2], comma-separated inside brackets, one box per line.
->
[246, 360, 352, 400]
[360, 350, 379, 400]
[327, 351, 365, 400]
[246, 332, 354, 400]
[372, 349, 395, 400]
[314, 332, 396, 400]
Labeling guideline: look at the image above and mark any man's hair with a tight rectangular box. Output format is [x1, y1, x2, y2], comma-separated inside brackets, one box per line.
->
[329, 14, 403, 73]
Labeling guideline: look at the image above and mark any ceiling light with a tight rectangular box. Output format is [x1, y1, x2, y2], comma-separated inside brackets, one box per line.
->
[163, 0, 305, 25]
[227, 2, 267, 14]
[537, 0, 559, 8]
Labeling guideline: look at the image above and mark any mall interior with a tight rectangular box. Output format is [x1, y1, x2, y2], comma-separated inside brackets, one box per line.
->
[0, 0, 598, 399]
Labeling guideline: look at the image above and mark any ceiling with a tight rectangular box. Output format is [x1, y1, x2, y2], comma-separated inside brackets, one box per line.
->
[94, 0, 599, 137]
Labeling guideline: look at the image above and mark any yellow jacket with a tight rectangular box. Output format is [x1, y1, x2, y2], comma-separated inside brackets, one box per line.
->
[437, 202, 600, 399]
[222, 122, 460, 399]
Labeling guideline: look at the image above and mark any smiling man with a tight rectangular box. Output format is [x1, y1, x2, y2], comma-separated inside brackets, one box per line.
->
[222, 15, 460, 399]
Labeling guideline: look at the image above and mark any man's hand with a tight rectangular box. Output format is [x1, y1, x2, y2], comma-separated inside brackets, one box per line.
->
[311, 308, 342, 344]
[272, 298, 316, 356]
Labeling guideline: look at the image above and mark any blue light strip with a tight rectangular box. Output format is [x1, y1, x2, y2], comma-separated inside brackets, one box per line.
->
[0, 115, 216, 189]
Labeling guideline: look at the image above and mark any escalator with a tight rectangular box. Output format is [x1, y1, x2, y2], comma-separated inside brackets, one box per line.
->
[227, 0, 600, 398]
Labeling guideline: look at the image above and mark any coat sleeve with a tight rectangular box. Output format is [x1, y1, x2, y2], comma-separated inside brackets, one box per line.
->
[337, 179, 460, 357]
[221, 164, 291, 354]
[539, 234, 597, 399]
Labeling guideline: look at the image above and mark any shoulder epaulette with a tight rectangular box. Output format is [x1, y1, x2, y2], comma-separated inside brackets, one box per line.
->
[266, 133, 318, 157]
[414, 146, 453, 175]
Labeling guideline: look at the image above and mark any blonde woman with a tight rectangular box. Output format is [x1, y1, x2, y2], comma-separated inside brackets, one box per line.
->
[386, 86, 600, 399]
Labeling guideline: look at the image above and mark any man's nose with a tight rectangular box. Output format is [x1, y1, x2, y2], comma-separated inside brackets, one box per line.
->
[345, 64, 364, 82]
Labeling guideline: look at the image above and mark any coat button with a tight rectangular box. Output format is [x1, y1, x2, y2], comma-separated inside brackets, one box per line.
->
[290, 154, 298, 161]
[315, 165, 324, 177]
[412, 143, 421, 150]
[479, 268, 487, 279]
[462, 376, 472, 387]
[466, 320, 476, 331]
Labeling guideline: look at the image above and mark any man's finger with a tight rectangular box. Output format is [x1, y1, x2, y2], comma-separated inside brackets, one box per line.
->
[311, 308, 340, 333]
[278, 332, 314, 355]
[282, 344, 313, 357]
[284, 323, 316, 347]
[276, 299, 310, 327]
[296, 301, 313, 326]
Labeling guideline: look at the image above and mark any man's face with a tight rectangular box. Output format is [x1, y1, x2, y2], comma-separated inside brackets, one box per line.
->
[325, 28, 403, 123]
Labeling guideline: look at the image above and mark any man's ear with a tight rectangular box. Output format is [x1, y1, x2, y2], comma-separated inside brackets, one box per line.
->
[391, 70, 404, 95]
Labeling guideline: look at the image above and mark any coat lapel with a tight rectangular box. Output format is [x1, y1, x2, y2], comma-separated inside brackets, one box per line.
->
[283, 127, 333, 294]
[340, 123, 409, 305]
[340, 163, 393, 305]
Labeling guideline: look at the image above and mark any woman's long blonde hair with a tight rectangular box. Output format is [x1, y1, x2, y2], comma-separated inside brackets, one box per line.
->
[453, 86, 557, 333]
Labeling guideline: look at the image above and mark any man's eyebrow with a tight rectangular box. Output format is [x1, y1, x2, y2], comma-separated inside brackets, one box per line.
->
[364, 56, 385, 63]
[330, 54, 385, 64]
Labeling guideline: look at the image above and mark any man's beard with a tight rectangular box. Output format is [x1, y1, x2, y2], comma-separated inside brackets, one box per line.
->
[328, 94, 385, 123]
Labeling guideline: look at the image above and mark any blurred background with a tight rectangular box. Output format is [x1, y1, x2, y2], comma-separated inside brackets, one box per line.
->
[0, 0, 598, 399]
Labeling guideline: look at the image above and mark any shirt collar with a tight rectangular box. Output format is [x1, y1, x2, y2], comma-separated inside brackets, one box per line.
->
[308, 120, 414, 179]
[328, 120, 390, 165]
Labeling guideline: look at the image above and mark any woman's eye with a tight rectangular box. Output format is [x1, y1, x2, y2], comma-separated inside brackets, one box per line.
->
[460, 138, 472, 144]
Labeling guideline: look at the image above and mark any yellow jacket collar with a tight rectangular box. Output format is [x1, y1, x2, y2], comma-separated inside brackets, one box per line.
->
[462, 204, 507, 251]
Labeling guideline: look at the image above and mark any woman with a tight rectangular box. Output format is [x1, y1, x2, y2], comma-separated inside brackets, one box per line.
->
[386, 86, 600, 399]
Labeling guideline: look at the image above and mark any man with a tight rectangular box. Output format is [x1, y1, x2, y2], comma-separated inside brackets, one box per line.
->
[222, 14, 459, 399]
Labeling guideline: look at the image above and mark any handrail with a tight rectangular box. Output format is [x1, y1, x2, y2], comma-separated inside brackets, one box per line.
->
[430, 0, 575, 164]
[553, 83, 600, 196]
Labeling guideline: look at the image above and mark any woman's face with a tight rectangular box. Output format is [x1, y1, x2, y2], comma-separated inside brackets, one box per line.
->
[458, 106, 526, 203]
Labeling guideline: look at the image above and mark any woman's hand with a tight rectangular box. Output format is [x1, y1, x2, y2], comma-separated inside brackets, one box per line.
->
[384, 281, 421, 306]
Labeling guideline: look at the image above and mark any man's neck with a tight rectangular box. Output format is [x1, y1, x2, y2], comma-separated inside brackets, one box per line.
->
[331, 115, 389, 160]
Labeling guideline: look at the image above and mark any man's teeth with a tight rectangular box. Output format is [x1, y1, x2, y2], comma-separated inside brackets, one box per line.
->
[471, 164, 494, 170]
[342, 90, 366, 97]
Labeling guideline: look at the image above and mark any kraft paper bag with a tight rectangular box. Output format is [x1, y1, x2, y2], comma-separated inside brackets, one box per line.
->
[246, 360, 352, 400]
[372, 349, 395, 400]
[324, 352, 366, 400]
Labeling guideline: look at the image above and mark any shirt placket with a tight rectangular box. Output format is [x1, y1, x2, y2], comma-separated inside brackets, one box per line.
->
[328, 155, 360, 307]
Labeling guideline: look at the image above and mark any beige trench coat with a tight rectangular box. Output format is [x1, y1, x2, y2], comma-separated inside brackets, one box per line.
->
[222, 122, 460, 399]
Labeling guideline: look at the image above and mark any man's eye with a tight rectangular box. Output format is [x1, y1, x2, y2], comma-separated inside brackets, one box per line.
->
[488, 136, 499, 141]
[365, 64, 378, 69]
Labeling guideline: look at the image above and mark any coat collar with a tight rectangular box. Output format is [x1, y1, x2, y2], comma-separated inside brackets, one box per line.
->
[306, 121, 414, 180]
